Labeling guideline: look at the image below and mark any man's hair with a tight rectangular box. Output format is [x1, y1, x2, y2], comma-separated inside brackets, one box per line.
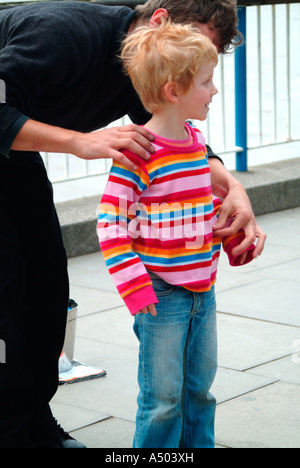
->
[121, 21, 218, 113]
[135, 0, 242, 54]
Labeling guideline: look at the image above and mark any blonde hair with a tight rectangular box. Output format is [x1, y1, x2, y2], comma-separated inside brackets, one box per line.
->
[121, 21, 218, 113]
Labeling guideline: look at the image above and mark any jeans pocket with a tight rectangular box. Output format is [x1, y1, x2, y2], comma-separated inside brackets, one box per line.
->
[152, 277, 176, 297]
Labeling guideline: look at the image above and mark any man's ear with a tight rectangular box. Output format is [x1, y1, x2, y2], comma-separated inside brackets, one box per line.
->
[163, 81, 179, 104]
[150, 8, 169, 27]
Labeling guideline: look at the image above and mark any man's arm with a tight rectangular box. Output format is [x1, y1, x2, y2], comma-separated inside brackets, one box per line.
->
[209, 157, 267, 258]
[11, 119, 155, 171]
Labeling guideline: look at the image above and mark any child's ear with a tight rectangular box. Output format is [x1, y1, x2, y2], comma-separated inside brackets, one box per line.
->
[163, 81, 179, 104]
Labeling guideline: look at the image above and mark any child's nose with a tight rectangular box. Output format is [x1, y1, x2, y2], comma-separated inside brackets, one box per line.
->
[212, 84, 218, 96]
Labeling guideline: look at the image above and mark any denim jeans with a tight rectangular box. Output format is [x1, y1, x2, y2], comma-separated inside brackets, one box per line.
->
[133, 275, 218, 448]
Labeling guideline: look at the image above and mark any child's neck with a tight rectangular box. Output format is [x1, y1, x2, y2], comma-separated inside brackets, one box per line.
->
[144, 110, 189, 142]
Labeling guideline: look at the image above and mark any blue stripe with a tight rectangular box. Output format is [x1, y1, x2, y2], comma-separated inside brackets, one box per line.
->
[149, 204, 213, 222]
[111, 166, 148, 192]
[137, 251, 213, 265]
[149, 159, 208, 181]
[106, 252, 137, 268]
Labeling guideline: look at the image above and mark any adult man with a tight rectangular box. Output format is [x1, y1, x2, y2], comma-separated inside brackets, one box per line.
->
[0, 0, 266, 448]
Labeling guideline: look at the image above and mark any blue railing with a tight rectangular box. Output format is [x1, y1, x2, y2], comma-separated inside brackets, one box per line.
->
[235, 7, 248, 172]
[235, 1, 299, 171]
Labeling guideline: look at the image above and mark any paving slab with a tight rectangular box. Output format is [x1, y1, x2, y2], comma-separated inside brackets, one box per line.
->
[215, 381, 300, 448]
[246, 355, 300, 385]
[69, 285, 123, 317]
[68, 252, 115, 293]
[217, 313, 300, 371]
[212, 368, 277, 404]
[71, 417, 136, 449]
[217, 276, 300, 326]
[50, 399, 108, 434]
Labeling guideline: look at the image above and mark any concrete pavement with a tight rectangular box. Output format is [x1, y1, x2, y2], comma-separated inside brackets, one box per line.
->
[51, 207, 300, 449]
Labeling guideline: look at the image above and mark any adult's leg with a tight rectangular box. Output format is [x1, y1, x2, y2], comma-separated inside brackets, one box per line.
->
[18, 153, 69, 408]
[0, 192, 34, 447]
[0, 152, 69, 446]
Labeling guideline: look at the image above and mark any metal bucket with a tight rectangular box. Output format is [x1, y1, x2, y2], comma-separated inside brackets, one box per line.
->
[63, 299, 78, 362]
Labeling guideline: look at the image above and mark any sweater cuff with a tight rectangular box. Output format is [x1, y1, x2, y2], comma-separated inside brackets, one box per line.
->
[0, 114, 30, 158]
[123, 285, 159, 316]
[223, 231, 256, 267]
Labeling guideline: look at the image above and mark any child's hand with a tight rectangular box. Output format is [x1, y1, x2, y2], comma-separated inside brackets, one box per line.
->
[136, 304, 157, 317]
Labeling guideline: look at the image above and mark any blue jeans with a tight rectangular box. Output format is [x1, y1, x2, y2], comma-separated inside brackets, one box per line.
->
[133, 276, 218, 448]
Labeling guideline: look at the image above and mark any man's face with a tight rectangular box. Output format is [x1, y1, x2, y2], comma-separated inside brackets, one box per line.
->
[148, 10, 222, 54]
[192, 22, 221, 54]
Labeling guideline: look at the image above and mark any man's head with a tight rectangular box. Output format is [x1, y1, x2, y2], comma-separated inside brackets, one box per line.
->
[121, 21, 218, 114]
[135, 0, 242, 54]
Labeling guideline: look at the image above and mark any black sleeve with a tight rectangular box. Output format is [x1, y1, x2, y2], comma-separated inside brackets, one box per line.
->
[0, 104, 29, 158]
[206, 144, 224, 165]
[0, 4, 91, 158]
[127, 93, 152, 126]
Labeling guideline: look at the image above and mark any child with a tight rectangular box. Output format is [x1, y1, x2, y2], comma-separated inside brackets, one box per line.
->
[97, 21, 255, 448]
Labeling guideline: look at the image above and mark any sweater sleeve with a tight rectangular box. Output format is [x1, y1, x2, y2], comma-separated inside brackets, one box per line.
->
[97, 152, 158, 315]
[0, 105, 30, 158]
[213, 197, 255, 266]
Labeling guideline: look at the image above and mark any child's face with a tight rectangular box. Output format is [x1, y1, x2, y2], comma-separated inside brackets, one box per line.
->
[178, 62, 218, 121]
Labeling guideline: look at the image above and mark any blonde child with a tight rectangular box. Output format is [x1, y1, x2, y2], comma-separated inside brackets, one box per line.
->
[97, 21, 255, 448]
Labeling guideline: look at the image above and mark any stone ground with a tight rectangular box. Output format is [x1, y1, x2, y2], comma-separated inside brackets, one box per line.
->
[51, 207, 300, 449]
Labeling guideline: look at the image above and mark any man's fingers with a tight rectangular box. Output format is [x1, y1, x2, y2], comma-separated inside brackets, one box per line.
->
[109, 150, 138, 171]
[253, 225, 267, 258]
[115, 137, 152, 161]
[231, 233, 256, 257]
[232, 222, 267, 259]
[118, 123, 155, 143]
[117, 125, 155, 159]
[212, 205, 231, 232]
[213, 216, 244, 238]
[239, 251, 248, 265]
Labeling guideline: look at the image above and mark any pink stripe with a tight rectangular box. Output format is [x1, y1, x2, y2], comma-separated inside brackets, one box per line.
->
[111, 261, 149, 287]
[143, 174, 212, 198]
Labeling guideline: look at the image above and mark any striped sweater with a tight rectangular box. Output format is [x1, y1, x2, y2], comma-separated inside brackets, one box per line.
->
[97, 123, 255, 315]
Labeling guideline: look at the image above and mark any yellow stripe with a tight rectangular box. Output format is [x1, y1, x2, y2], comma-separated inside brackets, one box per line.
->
[134, 242, 213, 258]
[147, 152, 205, 173]
[121, 281, 153, 298]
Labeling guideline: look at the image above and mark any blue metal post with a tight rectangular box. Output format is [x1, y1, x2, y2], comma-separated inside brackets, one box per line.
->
[235, 6, 248, 172]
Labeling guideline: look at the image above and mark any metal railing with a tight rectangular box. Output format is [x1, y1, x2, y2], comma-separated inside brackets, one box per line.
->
[234, 1, 300, 171]
[1, 0, 299, 177]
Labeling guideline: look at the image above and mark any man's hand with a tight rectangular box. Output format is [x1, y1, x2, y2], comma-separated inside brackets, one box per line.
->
[136, 304, 157, 317]
[73, 124, 156, 170]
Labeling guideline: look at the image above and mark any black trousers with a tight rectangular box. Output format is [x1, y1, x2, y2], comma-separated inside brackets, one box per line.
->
[0, 152, 69, 447]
